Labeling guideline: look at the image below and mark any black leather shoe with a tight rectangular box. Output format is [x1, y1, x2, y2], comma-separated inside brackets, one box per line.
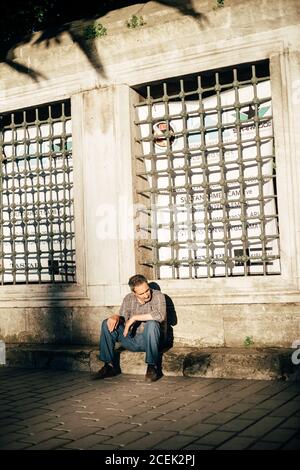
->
[91, 364, 120, 380]
[145, 364, 160, 382]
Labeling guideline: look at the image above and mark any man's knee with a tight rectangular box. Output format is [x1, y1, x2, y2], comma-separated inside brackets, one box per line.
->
[144, 320, 160, 335]
[101, 318, 109, 332]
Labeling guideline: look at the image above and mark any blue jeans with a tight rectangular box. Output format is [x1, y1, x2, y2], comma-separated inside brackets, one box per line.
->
[99, 319, 161, 366]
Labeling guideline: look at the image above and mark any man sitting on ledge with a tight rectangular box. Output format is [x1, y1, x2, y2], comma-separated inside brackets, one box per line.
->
[92, 274, 166, 382]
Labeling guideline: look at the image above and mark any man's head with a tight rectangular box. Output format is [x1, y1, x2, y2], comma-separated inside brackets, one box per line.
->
[128, 274, 152, 304]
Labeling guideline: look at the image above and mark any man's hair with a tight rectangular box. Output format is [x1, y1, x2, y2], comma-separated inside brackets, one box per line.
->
[128, 274, 148, 292]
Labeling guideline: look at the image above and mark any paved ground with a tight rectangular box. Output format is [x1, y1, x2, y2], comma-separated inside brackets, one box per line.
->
[0, 367, 300, 451]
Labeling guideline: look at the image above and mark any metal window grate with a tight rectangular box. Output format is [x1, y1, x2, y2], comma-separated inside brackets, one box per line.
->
[0, 100, 76, 284]
[133, 60, 281, 279]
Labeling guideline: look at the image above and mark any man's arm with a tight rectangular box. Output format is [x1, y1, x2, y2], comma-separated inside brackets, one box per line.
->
[107, 314, 125, 333]
[148, 292, 167, 323]
[123, 313, 153, 337]
[106, 295, 130, 332]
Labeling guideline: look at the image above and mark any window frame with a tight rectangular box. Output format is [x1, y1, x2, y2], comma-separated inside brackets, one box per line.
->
[0, 94, 87, 301]
[133, 60, 281, 280]
[129, 50, 299, 301]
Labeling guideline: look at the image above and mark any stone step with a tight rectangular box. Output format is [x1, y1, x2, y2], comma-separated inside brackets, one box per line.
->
[2, 343, 300, 381]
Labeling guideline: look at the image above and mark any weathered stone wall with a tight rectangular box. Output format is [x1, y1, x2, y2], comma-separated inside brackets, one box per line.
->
[0, 0, 300, 347]
[1, 303, 300, 349]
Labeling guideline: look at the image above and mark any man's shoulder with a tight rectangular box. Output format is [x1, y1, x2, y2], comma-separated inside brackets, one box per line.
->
[151, 289, 165, 300]
[123, 292, 135, 302]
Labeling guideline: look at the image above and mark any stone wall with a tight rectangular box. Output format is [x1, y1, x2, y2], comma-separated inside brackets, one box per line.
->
[1, 303, 300, 349]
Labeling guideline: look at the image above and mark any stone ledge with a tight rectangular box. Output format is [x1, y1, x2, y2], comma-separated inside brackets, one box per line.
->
[2, 344, 300, 381]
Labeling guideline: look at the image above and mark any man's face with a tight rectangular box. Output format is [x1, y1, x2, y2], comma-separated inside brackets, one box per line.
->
[133, 282, 152, 304]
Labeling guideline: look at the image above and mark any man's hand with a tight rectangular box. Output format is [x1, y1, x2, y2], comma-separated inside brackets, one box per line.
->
[123, 317, 136, 337]
[107, 314, 120, 333]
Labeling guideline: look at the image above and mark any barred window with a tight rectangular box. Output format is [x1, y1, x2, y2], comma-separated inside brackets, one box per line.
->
[134, 60, 281, 279]
[0, 101, 76, 284]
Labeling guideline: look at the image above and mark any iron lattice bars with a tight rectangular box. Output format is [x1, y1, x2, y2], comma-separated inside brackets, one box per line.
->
[0, 100, 76, 284]
[134, 61, 281, 279]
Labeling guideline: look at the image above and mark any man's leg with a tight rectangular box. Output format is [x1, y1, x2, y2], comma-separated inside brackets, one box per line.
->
[97, 319, 161, 381]
[99, 320, 144, 364]
[118, 320, 161, 381]
[143, 321, 161, 372]
[91, 319, 121, 379]
[99, 318, 119, 366]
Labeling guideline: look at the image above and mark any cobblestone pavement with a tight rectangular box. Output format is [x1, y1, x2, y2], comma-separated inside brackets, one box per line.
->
[0, 367, 299, 451]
